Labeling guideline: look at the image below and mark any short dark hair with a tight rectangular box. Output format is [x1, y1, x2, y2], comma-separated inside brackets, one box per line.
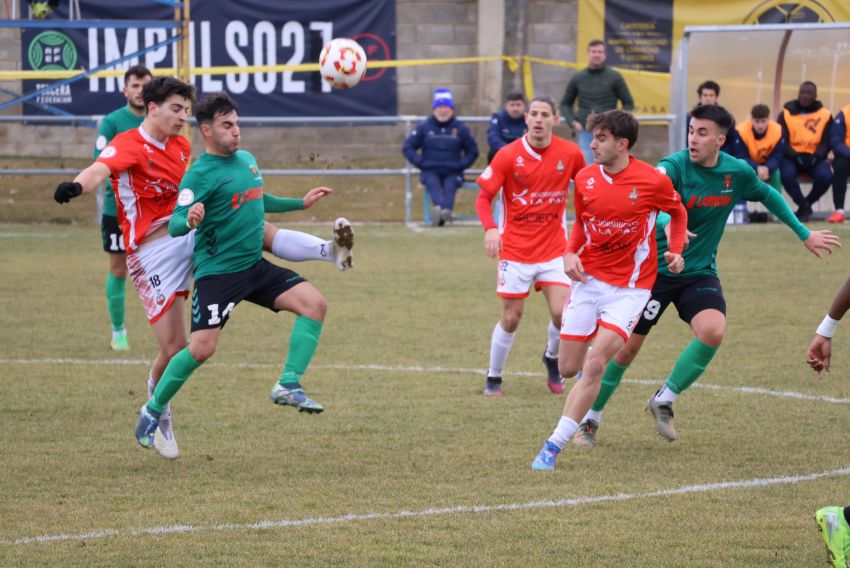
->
[194, 91, 239, 125]
[750, 104, 770, 119]
[528, 95, 557, 115]
[124, 64, 151, 83]
[505, 90, 526, 103]
[697, 80, 720, 97]
[800, 80, 817, 91]
[587, 110, 639, 149]
[588, 39, 605, 49]
[141, 76, 196, 111]
[690, 103, 733, 132]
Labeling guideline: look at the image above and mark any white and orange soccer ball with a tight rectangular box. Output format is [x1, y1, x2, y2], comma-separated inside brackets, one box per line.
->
[319, 38, 367, 89]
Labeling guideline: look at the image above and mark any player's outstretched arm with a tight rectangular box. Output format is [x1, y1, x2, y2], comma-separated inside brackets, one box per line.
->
[803, 230, 841, 259]
[53, 162, 111, 203]
[302, 186, 333, 208]
[806, 335, 831, 375]
[807, 274, 850, 375]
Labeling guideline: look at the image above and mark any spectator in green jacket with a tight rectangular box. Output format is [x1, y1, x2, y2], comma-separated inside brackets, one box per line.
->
[559, 39, 634, 165]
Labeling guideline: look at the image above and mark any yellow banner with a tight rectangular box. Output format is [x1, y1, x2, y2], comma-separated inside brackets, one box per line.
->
[578, 0, 850, 116]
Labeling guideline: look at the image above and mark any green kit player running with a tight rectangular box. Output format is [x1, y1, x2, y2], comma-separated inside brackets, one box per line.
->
[571, 103, 839, 446]
[135, 92, 332, 448]
[96, 65, 152, 350]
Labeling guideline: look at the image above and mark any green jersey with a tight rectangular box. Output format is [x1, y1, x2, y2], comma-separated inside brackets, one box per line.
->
[169, 150, 303, 280]
[94, 106, 144, 217]
[656, 149, 810, 278]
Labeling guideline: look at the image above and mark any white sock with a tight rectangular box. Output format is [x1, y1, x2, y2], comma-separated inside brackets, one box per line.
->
[545, 321, 560, 359]
[654, 384, 678, 404]
[584, 409, 602, 423]
[112, 327, 126, 339]
[271, 229, 333, 263]
[487, 322, 516, 377]
[547, 416, 579, 449]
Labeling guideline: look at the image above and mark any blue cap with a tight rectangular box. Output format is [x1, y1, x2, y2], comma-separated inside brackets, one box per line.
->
[432, 88, 455, 110]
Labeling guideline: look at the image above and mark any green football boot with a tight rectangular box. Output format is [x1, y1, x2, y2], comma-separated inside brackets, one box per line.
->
[816, 506, 850, 567]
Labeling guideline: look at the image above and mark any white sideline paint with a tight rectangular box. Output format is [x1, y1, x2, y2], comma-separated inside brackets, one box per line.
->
[2, 357, 850, 405]
[3, 465, 850, 546]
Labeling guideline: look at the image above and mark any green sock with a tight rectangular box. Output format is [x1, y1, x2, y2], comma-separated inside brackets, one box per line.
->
[664, 338, 719, 395]
[279, 316, 323, 387]
[591, 360, 630, 412]
[148, 348, 202, 413]
[105, 273, 127, 331]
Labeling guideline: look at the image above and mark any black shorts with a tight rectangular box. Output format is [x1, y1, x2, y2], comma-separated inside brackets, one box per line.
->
[633, 274, 726, 336]
[101, 214, 125, 253]
[190, 258, 306, 332]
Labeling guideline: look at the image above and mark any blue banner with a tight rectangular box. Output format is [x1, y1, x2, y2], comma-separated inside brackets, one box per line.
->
[21, 0, 397, 116]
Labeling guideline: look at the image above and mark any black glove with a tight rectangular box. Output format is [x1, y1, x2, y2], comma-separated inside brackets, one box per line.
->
[54, 181, 83, 204]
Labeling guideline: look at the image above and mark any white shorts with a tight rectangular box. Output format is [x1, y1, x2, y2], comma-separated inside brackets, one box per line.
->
[126, 232, 194, 324]
[560, 276, 650, 342]
[496, 257, 570, 298]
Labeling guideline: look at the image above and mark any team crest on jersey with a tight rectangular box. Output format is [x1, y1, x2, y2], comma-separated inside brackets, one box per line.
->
[722, 174, 733, 193]
[628, 187, 638, 201]
[249, 164, 260, 177]
[556, 160, 564, 172]
[143, 143, 154, 154]
[587, 177, 595, 187]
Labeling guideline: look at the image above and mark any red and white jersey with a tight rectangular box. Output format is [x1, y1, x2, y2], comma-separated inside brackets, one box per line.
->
[567, 156, 686, 289]
[96, 126, 191, 252]
[477, 135, 584, 263]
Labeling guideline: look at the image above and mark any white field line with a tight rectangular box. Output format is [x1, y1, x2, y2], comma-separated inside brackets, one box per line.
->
[0, 232, 65, 238]
[2, 357, 849, 405]
[2, 464, 849, 546]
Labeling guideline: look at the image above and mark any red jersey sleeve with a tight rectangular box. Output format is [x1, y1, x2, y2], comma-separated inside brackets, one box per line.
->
[96, 133, 142, 178]
[654, 173, 687, 255]
[476, 149, 508, 196]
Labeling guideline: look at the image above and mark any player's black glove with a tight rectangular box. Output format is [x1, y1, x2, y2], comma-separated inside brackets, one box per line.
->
[54, 181, 83, 204]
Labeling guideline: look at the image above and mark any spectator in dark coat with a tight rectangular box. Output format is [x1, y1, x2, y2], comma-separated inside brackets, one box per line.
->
[403, 88, 479, 226]
[487, 90, 527, 163]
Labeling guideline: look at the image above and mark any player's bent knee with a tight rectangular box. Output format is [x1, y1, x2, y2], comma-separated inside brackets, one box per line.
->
[189, 342, 216, 363]
[614, 344, 639, 366]
[305, 295, 328, 321]
[697, 328, 724, 347]
[559, 360, 582, 378]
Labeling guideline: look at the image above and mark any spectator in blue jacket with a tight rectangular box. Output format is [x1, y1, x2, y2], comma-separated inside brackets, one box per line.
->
[403, 88, 479, 226]
[487, 90, 527, 162]
[830, 103, 850, 224]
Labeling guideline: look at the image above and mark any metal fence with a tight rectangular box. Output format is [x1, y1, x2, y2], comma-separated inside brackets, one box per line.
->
[0, 113, 675, 225]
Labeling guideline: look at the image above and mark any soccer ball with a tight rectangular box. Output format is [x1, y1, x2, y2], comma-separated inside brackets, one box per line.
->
[319, 38, 367, 90]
